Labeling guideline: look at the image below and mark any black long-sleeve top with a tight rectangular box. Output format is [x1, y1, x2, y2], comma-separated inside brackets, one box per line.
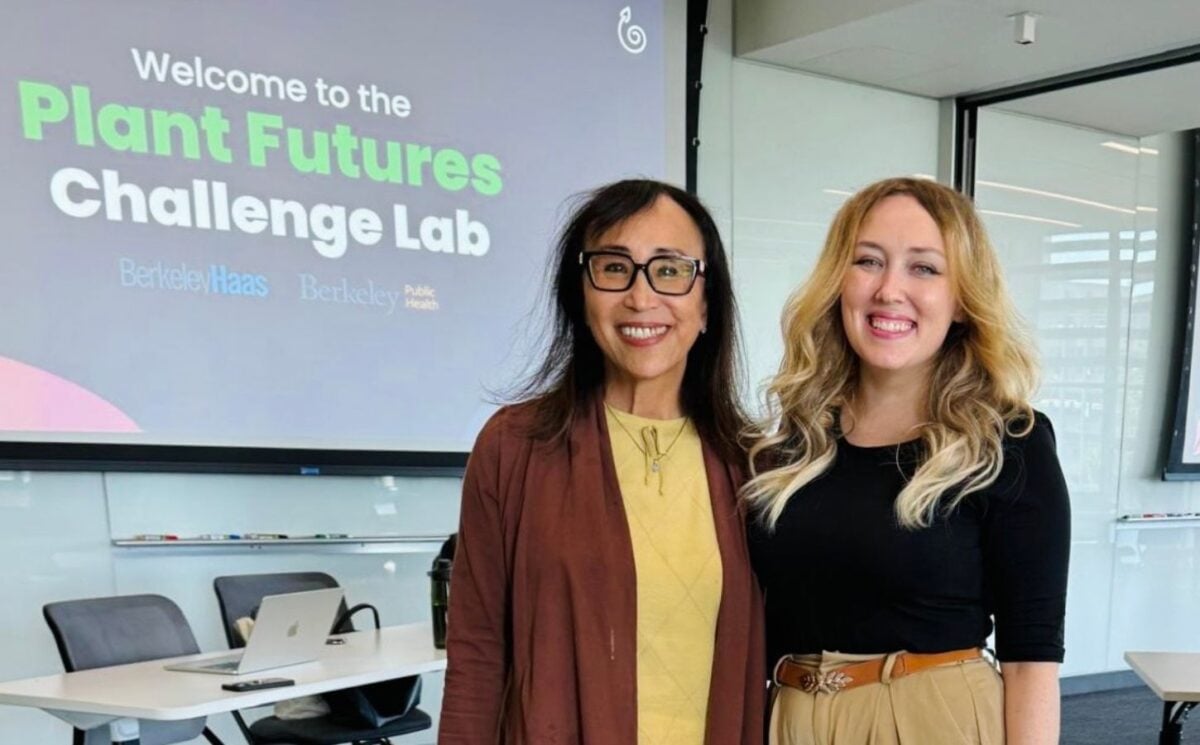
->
[748, 412, 1070, 666]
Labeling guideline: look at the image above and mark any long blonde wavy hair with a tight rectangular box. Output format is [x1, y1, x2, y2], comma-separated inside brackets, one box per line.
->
[743, 177, 1038, 530]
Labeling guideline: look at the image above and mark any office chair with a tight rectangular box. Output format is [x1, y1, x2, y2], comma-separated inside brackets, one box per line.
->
[436, 534, 457, 563]
[212, 572, 431, 745]
[43, 594, 225, 745]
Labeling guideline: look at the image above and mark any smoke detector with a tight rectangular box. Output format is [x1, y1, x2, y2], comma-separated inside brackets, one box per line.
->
[1010, 12, 1037, 45]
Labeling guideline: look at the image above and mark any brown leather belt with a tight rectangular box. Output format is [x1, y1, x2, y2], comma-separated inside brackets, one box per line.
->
[774, 648, 982, 694]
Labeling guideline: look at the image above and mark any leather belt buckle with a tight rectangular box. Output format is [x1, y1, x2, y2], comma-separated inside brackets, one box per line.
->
[774, 648, 982, 696]
[798, 670, 852, 694]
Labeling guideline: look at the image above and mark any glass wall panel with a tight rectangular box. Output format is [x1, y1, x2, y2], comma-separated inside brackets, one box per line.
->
[729, 61, 940, 395]
[1105, 130, 1200, 670]
[0, 472, 114, 742]
[974, 108, 1139, 676]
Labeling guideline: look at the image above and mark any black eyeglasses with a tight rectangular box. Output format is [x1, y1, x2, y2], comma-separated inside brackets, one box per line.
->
[579, 251, 706, 296]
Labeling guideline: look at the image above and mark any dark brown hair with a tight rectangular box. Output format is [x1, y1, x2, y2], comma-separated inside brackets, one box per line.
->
[513, 179, 748, 464]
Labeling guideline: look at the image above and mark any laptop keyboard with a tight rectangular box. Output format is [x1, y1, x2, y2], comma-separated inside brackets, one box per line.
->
[189, 653, 242, 672]
[204, 660, 240, 671]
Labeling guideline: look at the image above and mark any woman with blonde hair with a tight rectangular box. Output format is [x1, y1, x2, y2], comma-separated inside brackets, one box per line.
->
[745, 177, 1069, 745]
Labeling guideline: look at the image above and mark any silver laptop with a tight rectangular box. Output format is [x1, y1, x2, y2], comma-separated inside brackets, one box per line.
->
[166, 587, 343, 675]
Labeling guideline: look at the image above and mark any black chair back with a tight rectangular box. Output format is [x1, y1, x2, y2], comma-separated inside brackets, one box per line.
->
[213, 572, 347, 649]
[43, 594, 222, 745]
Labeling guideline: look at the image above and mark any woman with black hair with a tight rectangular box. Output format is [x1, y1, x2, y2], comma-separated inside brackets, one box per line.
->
[439, 179, 764, 745]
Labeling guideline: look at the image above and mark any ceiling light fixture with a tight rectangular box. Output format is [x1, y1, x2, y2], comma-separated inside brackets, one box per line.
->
[976, 179, 1137, 215]
[1101, 141, 1160, 156]
[979, 209, 1080, 228]
[1099, 141, 1156, 155]
[1101, 141, 1141, 155]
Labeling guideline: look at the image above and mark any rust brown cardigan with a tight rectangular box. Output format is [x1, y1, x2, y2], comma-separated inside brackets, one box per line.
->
[439, 396, 765, 744]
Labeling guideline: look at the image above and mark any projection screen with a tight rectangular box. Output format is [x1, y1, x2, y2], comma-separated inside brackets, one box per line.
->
[0, 0, 688, 472]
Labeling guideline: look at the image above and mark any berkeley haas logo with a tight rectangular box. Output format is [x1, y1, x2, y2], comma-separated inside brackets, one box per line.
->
[618, 6, 647, 54]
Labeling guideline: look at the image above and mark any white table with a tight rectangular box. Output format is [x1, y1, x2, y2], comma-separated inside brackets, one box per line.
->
[0, 623, 446, 743]
[1125, 651, 1200, 745]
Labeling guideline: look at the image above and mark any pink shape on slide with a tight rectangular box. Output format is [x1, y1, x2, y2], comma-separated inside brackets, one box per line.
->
[0, 356, 140, 433]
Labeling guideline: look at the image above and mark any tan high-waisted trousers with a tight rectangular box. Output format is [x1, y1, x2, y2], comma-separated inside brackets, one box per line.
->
[768, 651, 1005, 745]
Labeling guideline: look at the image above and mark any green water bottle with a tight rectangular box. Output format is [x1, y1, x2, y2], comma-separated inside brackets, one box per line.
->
[429, 557, 452, 649]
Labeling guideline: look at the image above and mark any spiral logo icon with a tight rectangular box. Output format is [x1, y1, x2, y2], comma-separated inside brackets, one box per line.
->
[618, 6, 647, 54]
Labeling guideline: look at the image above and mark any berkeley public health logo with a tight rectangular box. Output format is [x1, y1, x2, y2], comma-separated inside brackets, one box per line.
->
[618, 6, 647, 54]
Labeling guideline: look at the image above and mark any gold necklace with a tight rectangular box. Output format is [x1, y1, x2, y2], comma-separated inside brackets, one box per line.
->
[605, 404, 690, 495]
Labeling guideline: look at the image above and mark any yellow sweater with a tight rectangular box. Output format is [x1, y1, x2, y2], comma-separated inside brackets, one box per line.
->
[606, 407, 723, 745]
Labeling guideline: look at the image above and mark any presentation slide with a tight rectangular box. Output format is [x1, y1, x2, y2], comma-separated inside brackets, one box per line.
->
[0, 1, 672, 457]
